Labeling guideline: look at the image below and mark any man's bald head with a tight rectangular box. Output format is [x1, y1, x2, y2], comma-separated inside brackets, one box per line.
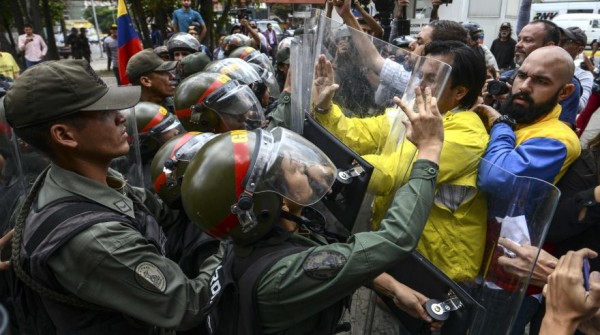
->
[522, 46, 574, 85]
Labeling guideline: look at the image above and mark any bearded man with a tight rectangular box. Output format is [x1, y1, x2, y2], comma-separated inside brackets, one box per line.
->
[474, 45, 581, 335]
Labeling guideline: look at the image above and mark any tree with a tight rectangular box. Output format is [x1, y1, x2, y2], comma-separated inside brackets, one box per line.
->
[83, 6, 116, 34]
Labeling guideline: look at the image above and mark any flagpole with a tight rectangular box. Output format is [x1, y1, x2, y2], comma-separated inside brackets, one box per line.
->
[90, 0, 104, 59]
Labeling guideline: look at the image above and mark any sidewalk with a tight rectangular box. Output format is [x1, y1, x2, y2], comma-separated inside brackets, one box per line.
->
[90, 55, 118, 87]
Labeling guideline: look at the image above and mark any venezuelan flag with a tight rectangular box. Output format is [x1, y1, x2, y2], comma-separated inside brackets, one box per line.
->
[117, 0, 143, 85]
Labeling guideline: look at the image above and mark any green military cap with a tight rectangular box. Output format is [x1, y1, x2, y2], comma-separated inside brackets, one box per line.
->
[3, 60, 140, 129]
[126, 49, 178, 83]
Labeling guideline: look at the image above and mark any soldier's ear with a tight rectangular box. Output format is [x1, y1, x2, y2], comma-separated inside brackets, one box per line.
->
[50, 123, 79, 149]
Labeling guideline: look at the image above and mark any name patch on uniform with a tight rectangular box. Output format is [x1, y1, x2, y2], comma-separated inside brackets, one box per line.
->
[302, 250, 347, 280]
[135, 262, 167, 293]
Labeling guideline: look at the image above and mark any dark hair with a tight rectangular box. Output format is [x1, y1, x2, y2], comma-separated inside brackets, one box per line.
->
[24, 23, 33, 29]
[424, 40, 486, 109]
[530, 20, 561, 45]
[428, 20, 468, 45]
[13, 114, 88, 158]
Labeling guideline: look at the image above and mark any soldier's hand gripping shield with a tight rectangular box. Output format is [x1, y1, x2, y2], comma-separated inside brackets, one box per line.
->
[180, 127, 336, 246]
[292, 11, 451, 232]
[376, 149, 560, 335]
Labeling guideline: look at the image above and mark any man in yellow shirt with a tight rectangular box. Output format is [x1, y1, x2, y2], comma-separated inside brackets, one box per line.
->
[0, 52, 20, 80]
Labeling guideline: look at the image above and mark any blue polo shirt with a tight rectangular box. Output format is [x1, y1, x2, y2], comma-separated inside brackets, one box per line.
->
[172, 7, 204, 33]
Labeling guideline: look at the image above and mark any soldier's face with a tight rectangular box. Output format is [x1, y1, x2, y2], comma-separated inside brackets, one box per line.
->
[70, 110, 130, 160]
[280, 152, 334, 206]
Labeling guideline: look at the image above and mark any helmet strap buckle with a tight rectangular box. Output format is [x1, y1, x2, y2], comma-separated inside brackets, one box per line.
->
[231, 191, 258, 233]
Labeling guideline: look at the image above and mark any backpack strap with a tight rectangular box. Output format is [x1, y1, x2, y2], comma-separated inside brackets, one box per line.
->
[24, 201, 117, 255]
[237, 245, 308, 335]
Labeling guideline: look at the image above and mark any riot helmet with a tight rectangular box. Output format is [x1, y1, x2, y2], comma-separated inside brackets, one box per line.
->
[174, 72, 265, 132]
[204, 58, 262, 86]
[167, 32, 201, 61]
[179, 52, 211, 79]
[223, 33, 251, 56]
[229, 46, 276, 74]
[204, 58, 274, 104]
[181, 127, 336, 245]
[151, 131, 216, 207]
[123, 101, 182, 161]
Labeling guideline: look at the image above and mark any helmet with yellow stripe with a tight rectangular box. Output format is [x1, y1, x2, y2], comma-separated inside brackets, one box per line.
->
[174, 72, 265, 132]
[124, 101, 182, 160]
[181, 128, 336, 245]
[151, 131, 217, 207]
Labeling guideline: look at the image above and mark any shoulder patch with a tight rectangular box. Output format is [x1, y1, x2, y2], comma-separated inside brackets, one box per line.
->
[302, 250, 347, 280]
[135, 262, 167, 293]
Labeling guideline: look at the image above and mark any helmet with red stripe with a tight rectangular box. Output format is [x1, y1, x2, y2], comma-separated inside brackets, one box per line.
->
[174, 72, 265, 133]
[124, 101, 182, 160]
[151, 131, 216, 207]
[181, 127, 336, 245]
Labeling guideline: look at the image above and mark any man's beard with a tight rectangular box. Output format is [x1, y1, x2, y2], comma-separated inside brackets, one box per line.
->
[500, 90, 560, 124]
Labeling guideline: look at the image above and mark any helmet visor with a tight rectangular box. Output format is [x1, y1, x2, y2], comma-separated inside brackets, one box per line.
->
[245, 52, 276, 74]
[204, 82, 265, 129]
[250, 127, 336, 206]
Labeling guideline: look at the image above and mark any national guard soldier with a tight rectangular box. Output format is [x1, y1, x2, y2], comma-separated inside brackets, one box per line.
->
[179, 83, 444, 334]
[2, 60, 221, 334]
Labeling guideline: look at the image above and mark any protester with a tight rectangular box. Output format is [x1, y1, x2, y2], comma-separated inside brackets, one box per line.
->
[17, 24, 47, 69]
[0, 52, 19, 80]
[103, 24, 120, 85]
[476, 46, 581, 335]
[263, 23, 278, 65]
[172, 0, 206, 42]
[490, 22, 517, 71]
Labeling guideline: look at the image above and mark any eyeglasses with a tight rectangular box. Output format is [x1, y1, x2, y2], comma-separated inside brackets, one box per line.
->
[250, 26, 258, 29]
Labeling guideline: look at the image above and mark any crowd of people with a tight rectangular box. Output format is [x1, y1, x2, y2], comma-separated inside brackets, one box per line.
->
[2, 0, 600, 334]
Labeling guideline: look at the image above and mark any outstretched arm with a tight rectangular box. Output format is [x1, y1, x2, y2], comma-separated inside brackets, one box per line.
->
[334, 0, 385, 74]
[353, 0, 384, 39]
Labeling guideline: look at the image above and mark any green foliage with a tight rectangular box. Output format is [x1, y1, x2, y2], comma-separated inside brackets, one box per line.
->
[83, 6, 116, 33]
[47, 0, 67, 23]
[271, 4, 291, 22]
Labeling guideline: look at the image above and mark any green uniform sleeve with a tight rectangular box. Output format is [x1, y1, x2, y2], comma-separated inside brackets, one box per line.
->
[48, 222, 224, 330]
[255, 160, 439, 333]
[314, 104, 392, 156]
[267, 91, 292, 130]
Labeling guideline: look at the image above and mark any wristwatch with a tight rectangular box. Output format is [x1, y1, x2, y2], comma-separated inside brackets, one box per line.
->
[492, 114, 517, 130]
[313, 104, 332, 114]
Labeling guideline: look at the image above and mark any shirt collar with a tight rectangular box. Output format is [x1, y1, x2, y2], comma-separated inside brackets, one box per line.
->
[43, 164, 136, 218]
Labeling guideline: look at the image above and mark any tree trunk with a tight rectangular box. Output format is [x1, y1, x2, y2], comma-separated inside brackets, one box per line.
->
[200, 0, 213, 48]
[10, 0, 25, 34]
[27, 0, 44, 37]
[42, 0, 59, 60]
[129, 0, 152, 48]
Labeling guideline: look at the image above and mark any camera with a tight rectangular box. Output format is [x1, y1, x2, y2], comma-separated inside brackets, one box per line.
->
[487, 77, 511, 96]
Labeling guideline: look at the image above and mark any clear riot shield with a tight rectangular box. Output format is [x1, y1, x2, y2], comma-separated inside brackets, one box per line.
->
[0, 99, 50, 233]
[292, 11, 451, 233]
[375, 147, 560, 335]
[112, 107, 144, 188]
